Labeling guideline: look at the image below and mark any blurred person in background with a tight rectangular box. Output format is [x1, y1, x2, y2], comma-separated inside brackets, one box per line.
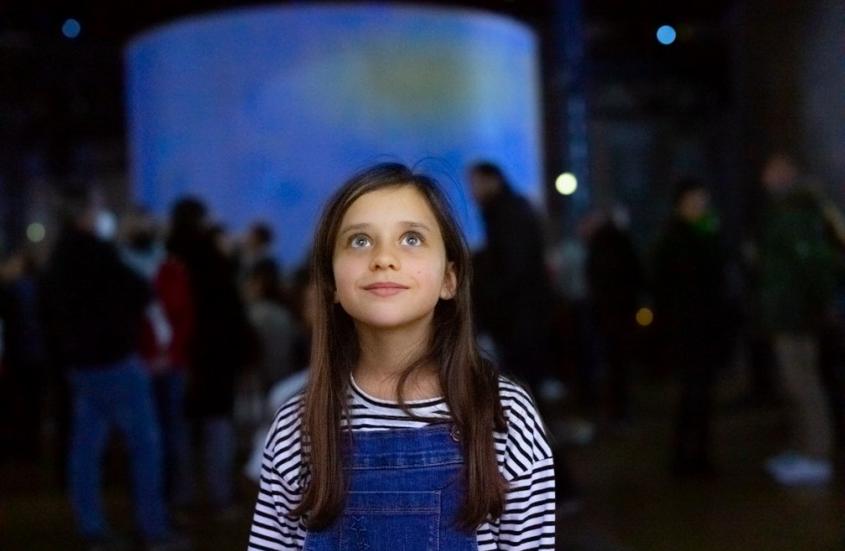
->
[467, 161, 555, 397]
[39, 184, 181, 550]
[236, 258, 295, 443]
[243, 259, 296, 393]
[120, 205, 196, 510]
[548, 210, 602, 414]
[0, 248, 48, 463]
[467, 161, 581, 513]
[166, 197, 255, 518]
[587, 205, 643, 425]
[208, 223, 238, 265]
[654, 178, 731, 476]
[238, 222, 281, 285]
[753, 153, 845, 486]
[120, 206, 166, 280]
[243, 266, 313, 483]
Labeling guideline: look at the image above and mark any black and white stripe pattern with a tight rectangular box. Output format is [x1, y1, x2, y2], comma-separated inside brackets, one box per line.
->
[248, 376, 556, 550]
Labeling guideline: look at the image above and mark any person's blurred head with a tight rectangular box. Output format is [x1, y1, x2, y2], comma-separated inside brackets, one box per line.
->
[245, 222, 273, 254]
[2, 247, 39, 282]
[761, 153, 799, 194]
[209, 223, 235, 258]
[122, 205, 158, 252]
[166, 196, 208, 255]
[467, 161, 508, 205]
[56, 183, 104, 235]
[673, 178, 710, 223]
[576, 209, 606, 240]
[0, 252, 25, 283]
[244, 260, 282, 303]
[610, 204, 631, 230]
[169, 197, 207, 234]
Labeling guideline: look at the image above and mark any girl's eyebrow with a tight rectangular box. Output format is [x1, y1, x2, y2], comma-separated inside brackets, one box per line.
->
[401, 221, 432, 232]
[339, 222, 371, 236]
[339, 221, 432, 236]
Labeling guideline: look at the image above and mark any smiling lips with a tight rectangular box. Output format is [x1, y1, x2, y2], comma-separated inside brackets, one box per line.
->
[363, 281, 409, 297]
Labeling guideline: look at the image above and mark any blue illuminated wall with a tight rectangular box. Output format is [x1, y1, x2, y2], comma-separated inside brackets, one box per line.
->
[126, 5, 542, 267]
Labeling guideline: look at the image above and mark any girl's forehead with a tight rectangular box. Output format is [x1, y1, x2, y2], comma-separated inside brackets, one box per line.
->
[341, 186, 439, 227]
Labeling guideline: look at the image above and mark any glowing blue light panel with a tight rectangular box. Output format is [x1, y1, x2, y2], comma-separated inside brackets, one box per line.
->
[126, 6, 542, 267]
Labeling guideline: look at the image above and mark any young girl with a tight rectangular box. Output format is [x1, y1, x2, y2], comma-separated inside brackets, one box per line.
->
[247, 164, 555, 550]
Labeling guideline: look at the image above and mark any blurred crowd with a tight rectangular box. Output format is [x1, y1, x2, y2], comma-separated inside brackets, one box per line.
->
[0, 186, 316, 549]
[2, 152, 845, 548]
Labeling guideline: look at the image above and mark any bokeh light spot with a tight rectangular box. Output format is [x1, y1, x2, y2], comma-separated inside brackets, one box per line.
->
[27, 223, 46, 243]
[555, 172, 578, 196]
[656, 25, 676, 46]
[636, 307, 654, 327]
[62, 19, 81, 39]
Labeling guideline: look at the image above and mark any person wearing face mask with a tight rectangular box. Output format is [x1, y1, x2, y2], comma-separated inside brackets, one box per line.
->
[40, 184, 186, 550]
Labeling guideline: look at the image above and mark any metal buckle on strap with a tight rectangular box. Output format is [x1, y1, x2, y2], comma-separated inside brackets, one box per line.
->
[450, 425, 461, 443]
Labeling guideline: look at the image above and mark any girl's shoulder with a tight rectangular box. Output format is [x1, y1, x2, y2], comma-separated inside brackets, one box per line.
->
[496, 375, 540, 420]
[270, 390, 306, 425]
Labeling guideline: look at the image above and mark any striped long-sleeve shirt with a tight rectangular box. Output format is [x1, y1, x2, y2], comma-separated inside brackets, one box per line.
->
[248, 376, 556, 550]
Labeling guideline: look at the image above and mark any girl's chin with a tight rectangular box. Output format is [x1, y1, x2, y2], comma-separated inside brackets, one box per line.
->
[352, 313, 431, 332]
[357, 319, 419, 331]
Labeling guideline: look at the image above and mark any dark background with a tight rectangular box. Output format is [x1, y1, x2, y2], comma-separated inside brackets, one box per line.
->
[2, 0, 840, 251]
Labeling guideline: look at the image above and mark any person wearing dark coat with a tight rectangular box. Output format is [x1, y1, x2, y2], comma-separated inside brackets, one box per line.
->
[0, 250, 48, 462]
[166, 197, 254, 513]
[468, 161, 582, 509]
[587, 213, 643, 423]
[654, 179, 730, 476]
[40, 185, 177, 548]
[467, 162, 554, 394]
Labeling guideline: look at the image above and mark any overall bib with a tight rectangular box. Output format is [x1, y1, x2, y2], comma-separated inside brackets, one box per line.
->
[303, 423, 479, 551]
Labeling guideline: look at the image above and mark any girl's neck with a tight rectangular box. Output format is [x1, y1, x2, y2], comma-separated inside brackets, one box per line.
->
[352, 320, 441, 402]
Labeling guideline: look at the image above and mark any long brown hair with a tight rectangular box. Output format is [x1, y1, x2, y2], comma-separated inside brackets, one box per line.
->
[293, 163, 507, 530]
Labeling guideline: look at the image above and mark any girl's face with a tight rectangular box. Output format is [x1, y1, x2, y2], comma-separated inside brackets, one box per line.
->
[332, 185, 456, 332]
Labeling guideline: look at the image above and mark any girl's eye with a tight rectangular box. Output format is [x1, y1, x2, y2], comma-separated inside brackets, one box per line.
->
[349, 234, 371, 248]
[401, 232, 424, 247]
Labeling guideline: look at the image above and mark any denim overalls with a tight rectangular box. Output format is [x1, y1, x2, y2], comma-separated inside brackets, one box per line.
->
[303, 423, 479, 550]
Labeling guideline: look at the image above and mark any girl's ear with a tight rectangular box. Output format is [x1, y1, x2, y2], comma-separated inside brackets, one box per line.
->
[439, 261, 457, 300]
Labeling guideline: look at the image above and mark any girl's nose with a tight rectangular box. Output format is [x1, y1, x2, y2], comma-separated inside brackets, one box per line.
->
[370, 244, 400, 271]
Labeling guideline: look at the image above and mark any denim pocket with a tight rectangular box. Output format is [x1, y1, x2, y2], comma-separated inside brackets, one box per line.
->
[304, 491, 441, 551]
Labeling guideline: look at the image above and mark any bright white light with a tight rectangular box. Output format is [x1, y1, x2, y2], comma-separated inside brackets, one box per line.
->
[555, 172, 578, 196]
[656, 25, 676, 46]
[62, 19, 81, 39]
[27, 223, 46, 243]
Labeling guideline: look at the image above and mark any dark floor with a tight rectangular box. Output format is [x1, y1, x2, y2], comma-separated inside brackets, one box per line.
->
[556, 383, 841, 551]
[2, 380, 841, 550]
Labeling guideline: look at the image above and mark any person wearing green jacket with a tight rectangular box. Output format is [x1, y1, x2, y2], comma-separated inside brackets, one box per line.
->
[755, 153, 843, 486]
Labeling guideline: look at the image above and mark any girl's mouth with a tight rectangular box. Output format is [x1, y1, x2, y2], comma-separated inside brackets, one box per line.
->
[363, 282, 408, 296]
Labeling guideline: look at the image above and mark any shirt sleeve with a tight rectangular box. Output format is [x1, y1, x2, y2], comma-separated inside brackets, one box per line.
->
[247, 402, 308, 550]
[496, 455, 556, 549]
[496, 382, 556, 549]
